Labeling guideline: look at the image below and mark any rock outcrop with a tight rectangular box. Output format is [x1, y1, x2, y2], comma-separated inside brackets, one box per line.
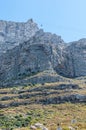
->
[0, 19, 86, 87]
[56, 39, 86, 77]
[0, 19, 39, 53]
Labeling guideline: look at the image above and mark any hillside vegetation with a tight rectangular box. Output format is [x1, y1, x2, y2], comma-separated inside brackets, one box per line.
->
[0, 78, 86, 130]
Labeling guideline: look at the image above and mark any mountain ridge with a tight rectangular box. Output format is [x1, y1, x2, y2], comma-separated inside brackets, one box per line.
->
[0, 19, 86, 87]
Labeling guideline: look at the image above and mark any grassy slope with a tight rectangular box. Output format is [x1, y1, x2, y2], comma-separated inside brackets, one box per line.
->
[0, 78, 86, 130]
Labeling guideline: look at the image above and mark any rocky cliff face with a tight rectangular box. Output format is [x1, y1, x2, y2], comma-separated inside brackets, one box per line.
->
[0, 19, 86, 87]
[56, 39, 86, 78]
[68, 39, 86, 77]
[0, 29, 65, 86]
[0, 19, 39, 53]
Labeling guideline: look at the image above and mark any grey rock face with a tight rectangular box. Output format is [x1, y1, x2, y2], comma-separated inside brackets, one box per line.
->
[0, 19, 39, 53]
[0, 19, 86, 87]
[68, 39, 86, 77]
[56, 39, 86, 77]
[0, 29, 65, 86]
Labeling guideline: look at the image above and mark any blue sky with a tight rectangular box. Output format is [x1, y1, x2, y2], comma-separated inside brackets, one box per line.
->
[0, 0, 86, 42]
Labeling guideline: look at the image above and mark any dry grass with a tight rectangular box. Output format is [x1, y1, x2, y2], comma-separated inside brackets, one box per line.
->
[0, 78, 86, 130]
[0, 103, 86, 130]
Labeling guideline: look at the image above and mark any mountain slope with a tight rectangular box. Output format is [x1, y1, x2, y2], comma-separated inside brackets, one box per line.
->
[0, 19, 86, 87]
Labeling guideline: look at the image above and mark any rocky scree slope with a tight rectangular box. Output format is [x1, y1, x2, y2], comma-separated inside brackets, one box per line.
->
[0, 19, 86, 87]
